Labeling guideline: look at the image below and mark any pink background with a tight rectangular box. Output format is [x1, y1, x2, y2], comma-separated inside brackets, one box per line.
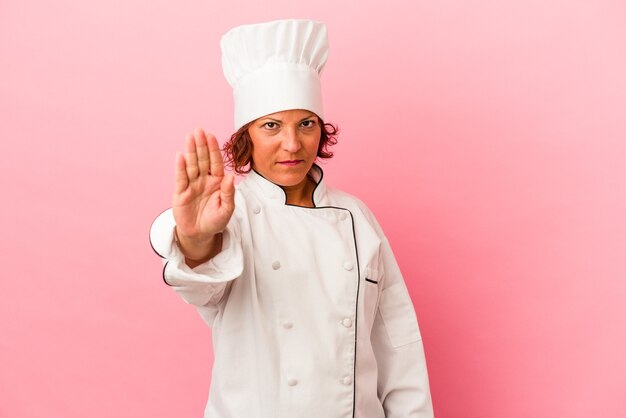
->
[1, 0, 625, 417]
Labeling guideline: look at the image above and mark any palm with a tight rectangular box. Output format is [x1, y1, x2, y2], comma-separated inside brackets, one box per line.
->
[172, 129, 235, 241]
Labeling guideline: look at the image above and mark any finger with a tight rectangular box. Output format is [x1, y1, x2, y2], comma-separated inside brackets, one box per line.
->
[174, 151, 188, 194]
[219, 173, 235, 211]
[207, 133, 225, 177]
[185, 133, 199, 180]
[195, 128, 210, 176]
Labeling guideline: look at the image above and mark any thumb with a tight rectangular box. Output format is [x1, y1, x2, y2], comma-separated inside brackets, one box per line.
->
[220, 173, 235, 209]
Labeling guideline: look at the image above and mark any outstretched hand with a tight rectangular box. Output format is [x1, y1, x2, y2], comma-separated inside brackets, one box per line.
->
[172, 129, 235, 260]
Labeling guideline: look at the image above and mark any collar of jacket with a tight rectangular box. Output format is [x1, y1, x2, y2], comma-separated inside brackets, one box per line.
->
[246, 163, 328, 207]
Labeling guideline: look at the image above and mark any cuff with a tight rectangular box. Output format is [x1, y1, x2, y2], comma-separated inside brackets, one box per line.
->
[149, 208, 244, 304]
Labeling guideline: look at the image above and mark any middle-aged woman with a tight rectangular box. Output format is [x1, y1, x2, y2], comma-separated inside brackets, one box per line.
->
[150, 19, 434, 418]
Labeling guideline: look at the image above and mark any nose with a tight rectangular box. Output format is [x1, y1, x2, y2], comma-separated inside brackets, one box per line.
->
[281, 126, 302, 153]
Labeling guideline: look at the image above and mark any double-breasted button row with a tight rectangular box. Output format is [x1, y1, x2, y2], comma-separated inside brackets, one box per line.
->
[285, 376, 351, 387]
[271, 261, 353, 275]
[281, 318, 351, 330]
[273, 259, 352, 272]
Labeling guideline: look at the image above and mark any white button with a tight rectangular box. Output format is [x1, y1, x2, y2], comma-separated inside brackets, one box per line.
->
[343, 262, 354, 271]
[342, 318, 353, 328]
[283, 321, 293, 329]
[342, 376, 352, 385]
[339, 212, 348, 221]
[272, 261, 281, 270]
[287, 378, 298, 386]
[253, 206, 261, 214]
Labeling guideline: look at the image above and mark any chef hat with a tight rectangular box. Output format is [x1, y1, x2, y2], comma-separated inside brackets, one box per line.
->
[220, 19, 329, 131]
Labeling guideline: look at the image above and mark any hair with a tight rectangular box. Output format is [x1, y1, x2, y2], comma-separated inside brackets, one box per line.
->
[223, 117, 339, 174]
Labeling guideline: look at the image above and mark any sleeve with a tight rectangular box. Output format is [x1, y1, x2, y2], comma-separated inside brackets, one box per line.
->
[149, 208, 244, 307]
[370, 235, 434, 418]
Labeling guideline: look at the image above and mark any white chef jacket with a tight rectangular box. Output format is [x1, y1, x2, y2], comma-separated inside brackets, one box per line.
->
[149, 164, 433, 418]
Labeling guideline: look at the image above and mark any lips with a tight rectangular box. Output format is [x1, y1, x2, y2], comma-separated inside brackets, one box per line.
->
[276, 160, 303, 166]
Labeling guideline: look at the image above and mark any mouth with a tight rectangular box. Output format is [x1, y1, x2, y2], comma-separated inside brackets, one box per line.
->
[276, 160, 304, 166]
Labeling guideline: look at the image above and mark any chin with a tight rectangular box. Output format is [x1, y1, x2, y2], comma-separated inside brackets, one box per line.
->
[269, 164, 312, 185]
[273, 173, 308, 187]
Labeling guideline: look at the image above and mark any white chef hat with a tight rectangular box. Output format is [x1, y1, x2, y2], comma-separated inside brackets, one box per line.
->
[220, 19, 329, 131]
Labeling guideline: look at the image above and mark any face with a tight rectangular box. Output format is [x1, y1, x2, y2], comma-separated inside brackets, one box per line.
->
[248, 109, 321, 189]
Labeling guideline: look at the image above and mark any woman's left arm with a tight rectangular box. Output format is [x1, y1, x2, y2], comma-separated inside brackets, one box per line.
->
[370, 235, 434, 418]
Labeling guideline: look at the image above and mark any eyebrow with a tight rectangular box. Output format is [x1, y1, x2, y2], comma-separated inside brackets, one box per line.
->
[259, 114, 317, 123]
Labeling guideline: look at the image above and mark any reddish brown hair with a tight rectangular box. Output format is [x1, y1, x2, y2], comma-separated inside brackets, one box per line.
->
[223, 118, 339, 174]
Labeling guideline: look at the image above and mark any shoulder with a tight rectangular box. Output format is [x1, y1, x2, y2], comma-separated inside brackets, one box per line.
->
[326, 185, 365, 209]
[325, 185, 383, 233]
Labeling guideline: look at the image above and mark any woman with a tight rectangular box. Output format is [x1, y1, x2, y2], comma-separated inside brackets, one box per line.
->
[150, 19, 434, 418]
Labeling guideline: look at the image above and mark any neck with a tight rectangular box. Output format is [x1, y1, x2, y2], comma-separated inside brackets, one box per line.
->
[282, 175, 316, 207]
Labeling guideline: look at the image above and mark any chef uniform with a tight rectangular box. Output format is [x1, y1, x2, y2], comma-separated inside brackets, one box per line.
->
[150, 19, 434, 418]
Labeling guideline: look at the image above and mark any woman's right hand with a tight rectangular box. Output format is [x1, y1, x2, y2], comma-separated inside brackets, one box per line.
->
[172, 128, 235, 262]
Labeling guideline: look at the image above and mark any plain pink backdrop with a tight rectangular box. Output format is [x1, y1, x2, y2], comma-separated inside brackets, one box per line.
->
[1, 0, 625, 417]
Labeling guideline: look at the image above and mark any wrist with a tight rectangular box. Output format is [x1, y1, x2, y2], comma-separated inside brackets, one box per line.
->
[174, 227, 221, 261]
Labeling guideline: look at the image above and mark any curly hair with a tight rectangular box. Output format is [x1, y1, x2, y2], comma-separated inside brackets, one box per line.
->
[223, 118, 339, 174]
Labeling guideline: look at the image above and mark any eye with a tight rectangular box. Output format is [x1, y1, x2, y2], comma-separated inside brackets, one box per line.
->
[300, 119, 317, 128]
[263, 121, 279, 129]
